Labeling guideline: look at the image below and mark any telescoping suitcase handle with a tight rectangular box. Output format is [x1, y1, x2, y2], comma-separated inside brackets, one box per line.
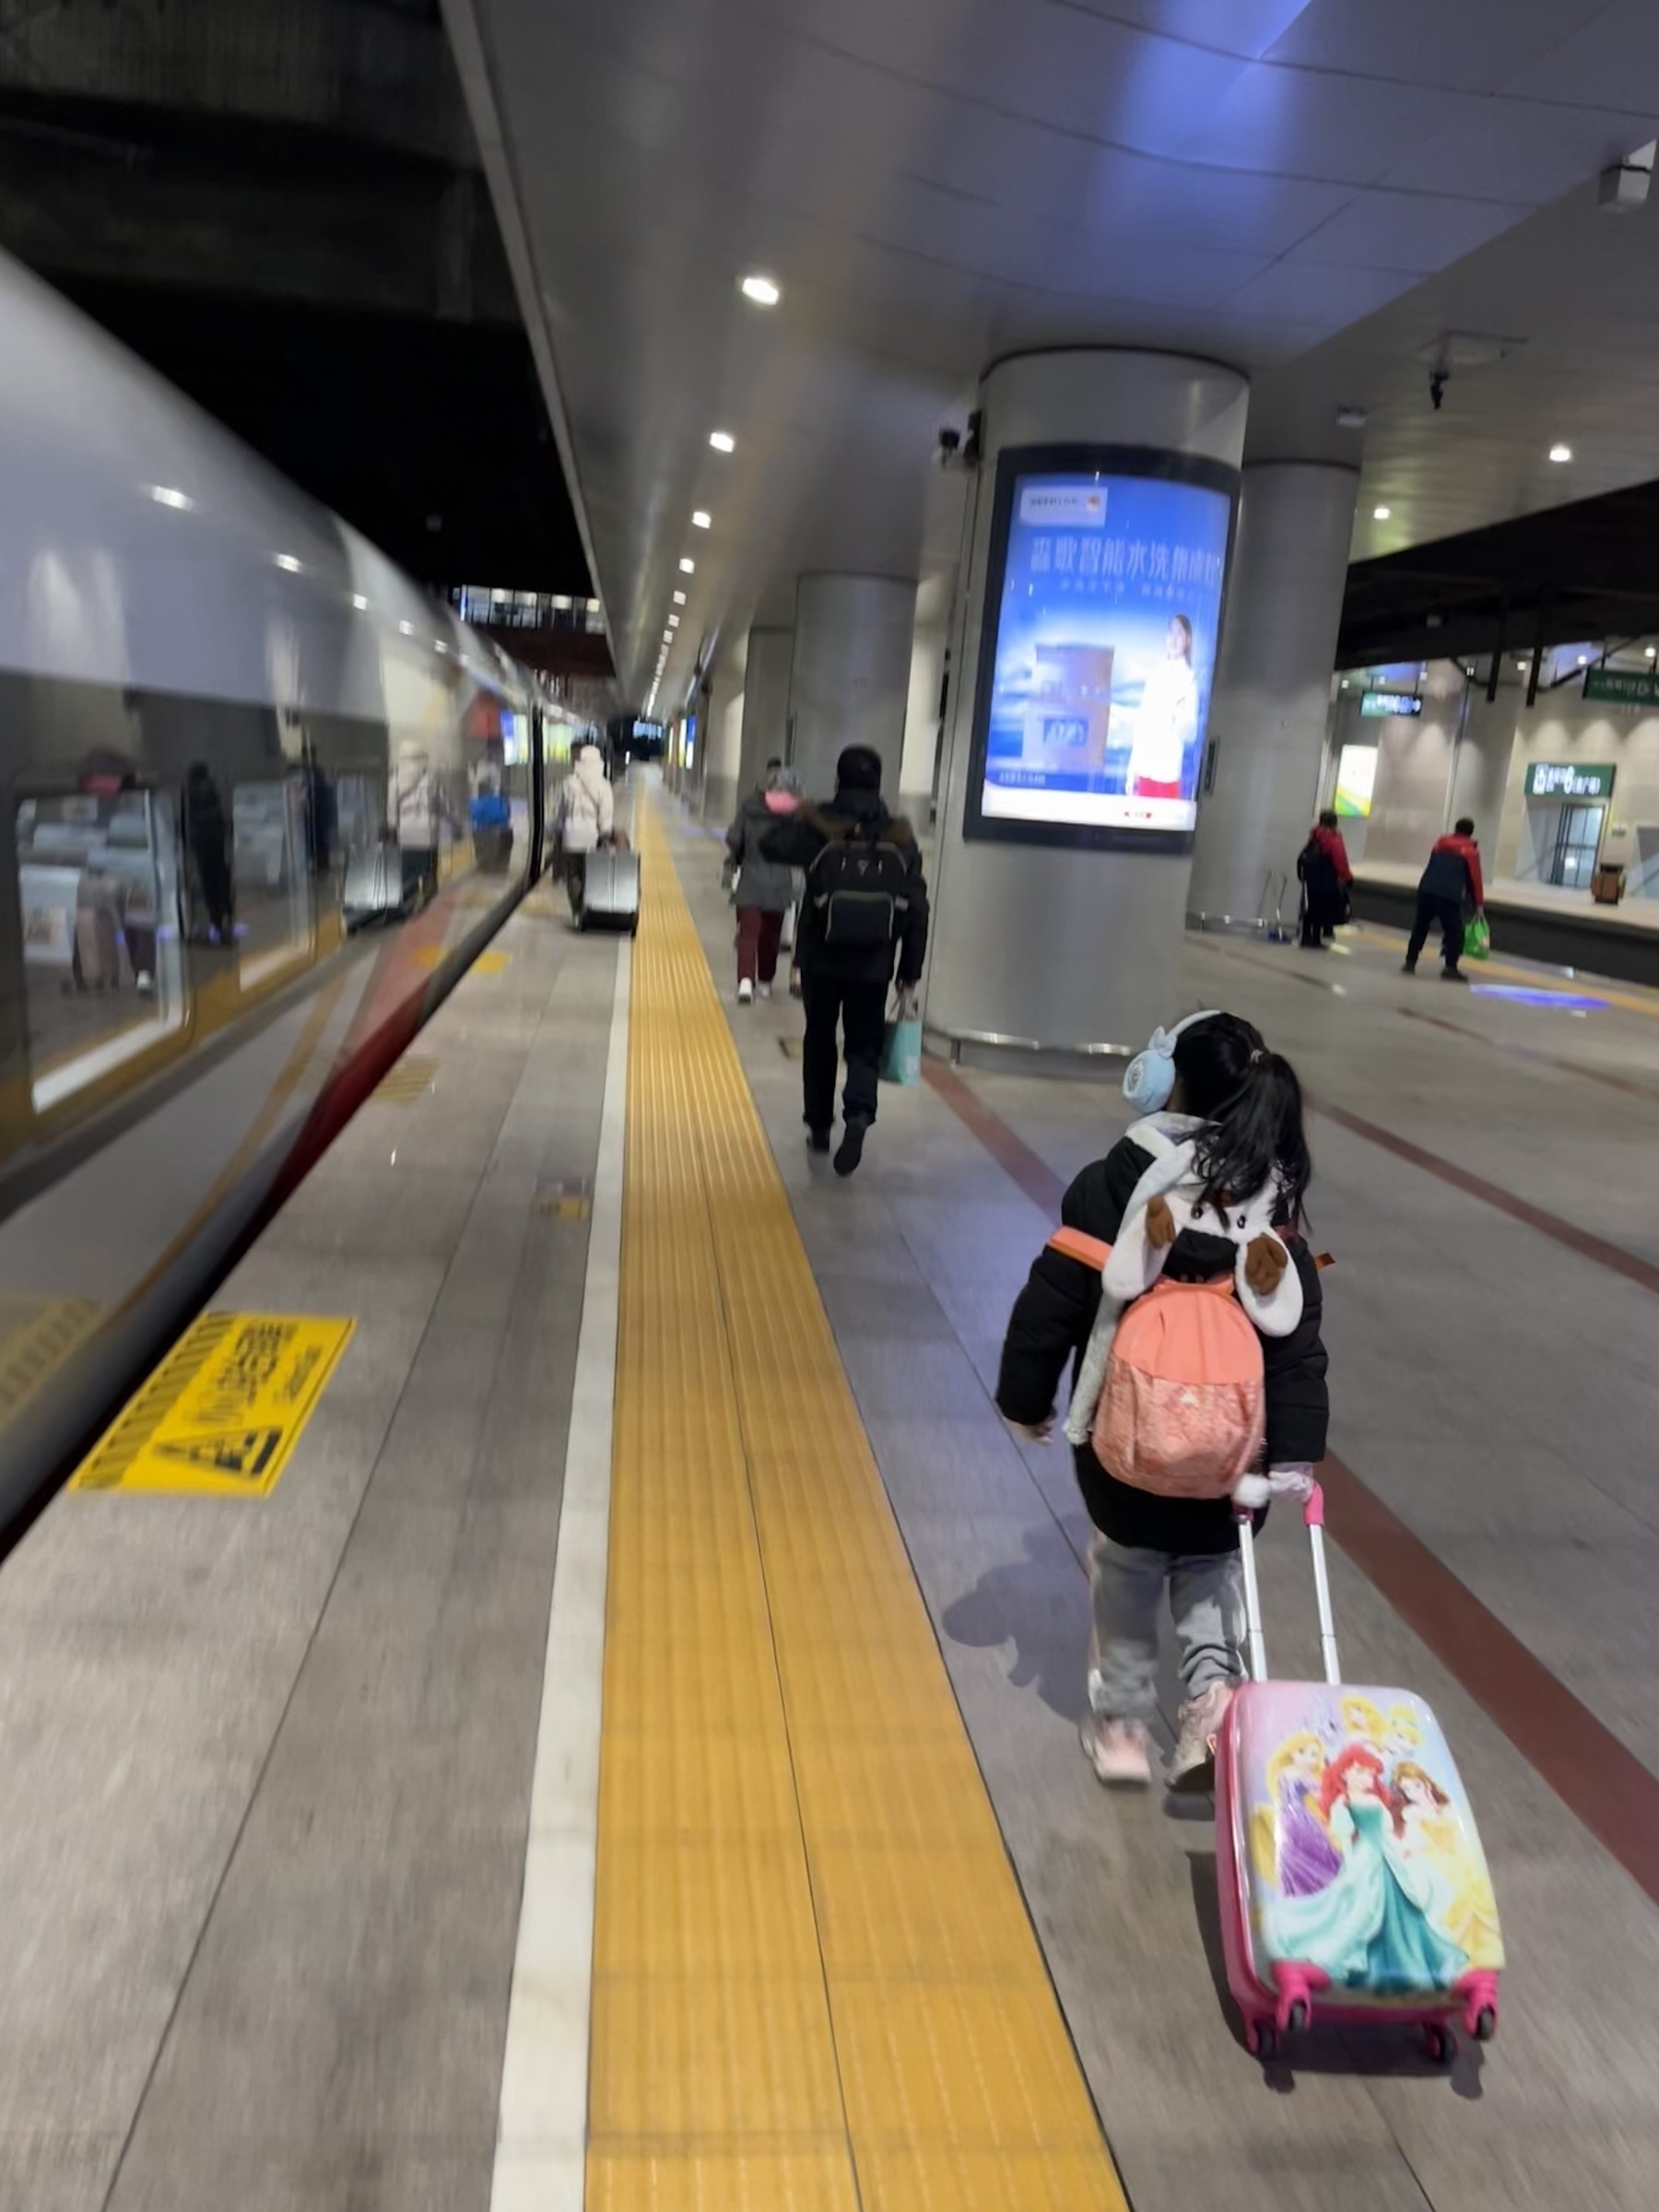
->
[1236, 1484, 1341, 1688]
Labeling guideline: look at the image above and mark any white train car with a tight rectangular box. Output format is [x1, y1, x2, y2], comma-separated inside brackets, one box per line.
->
[0, 246, 580, 1526]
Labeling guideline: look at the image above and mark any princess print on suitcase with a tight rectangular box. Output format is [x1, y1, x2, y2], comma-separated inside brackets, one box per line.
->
[1262, 1742, 1467, 1996]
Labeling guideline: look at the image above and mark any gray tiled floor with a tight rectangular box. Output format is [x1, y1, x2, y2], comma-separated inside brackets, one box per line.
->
[675, 806, 1659, 2212]
[0, 904, 613, 2212]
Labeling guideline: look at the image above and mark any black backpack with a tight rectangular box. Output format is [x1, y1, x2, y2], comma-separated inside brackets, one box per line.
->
[809, 821, 912, 948]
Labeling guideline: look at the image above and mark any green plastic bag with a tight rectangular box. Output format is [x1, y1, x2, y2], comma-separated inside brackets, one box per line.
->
[879, 1015, 923, 1087]
[1465, 912, 1491, 961]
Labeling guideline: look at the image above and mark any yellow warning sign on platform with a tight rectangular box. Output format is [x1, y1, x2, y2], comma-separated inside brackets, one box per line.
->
[70, 1312, 355, 1498]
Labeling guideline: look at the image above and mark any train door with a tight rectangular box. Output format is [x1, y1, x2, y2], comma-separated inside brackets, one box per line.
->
[528, 707, 547, 884]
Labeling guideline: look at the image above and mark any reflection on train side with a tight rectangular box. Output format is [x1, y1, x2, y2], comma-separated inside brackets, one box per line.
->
[11, 700, 537, 1130]
[18, 790, 186, 1112]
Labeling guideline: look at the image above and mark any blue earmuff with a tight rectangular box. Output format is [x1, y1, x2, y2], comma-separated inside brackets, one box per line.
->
[1121, 1009, 1222, 1112]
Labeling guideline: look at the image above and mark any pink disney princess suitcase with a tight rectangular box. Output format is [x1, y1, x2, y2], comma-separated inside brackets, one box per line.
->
[1215, 1486, 1503, 2063]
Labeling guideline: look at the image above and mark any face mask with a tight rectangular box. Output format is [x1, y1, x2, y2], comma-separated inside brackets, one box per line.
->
[1121, 1009, 1221, 1112]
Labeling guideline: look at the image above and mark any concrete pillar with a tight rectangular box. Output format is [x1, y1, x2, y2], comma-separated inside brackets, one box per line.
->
[737, 626, 794, 798]
[928, 349, 1249, 1061]
[1186, 463, 1359, 928]
[787, 574, 914, 800]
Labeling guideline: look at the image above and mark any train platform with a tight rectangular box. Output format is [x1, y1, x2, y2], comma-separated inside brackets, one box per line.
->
[3, 778, 1658, 2211]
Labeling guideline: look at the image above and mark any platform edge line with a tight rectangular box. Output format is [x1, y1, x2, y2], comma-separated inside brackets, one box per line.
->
[488, 936, 629, 2212]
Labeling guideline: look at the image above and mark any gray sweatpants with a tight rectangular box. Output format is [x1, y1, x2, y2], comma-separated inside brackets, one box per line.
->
[1087, 1534, 1244, 1721]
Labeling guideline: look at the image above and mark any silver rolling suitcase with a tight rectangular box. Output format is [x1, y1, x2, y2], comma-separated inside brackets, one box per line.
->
[580, 845, 641, 935]
[343, 840, 406, 931]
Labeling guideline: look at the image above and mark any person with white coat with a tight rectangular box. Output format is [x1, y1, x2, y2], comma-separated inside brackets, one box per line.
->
[555, 743, 614, 919]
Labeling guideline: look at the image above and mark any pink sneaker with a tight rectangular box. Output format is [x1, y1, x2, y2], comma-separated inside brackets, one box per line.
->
[1080, 1713, 1153, 1787]
[1167, 1682, 1234, 1794]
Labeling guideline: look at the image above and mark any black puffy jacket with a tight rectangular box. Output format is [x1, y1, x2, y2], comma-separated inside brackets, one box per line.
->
[760, 789, 929, 986]
[995, 1136, 1330, 1555]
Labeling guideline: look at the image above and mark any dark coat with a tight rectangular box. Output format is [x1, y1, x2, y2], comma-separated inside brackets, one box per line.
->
[1297, 832, 1347, 928]
[1418, 832, 1484, 911]
[996, 1135, 1330, 1555]
[724, 792, 797, 912]
[760, 789, 929, 986]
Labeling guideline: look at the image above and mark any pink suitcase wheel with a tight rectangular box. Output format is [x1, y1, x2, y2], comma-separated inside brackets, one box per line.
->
[1422, 2024, 1453, 2064]
[1245, 2018, 1276, 2060]
[1472, 2004, 1497, 2043]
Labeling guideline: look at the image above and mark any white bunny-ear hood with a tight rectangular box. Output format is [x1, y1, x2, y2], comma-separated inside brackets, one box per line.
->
[1124, 1112, 1205, 1155]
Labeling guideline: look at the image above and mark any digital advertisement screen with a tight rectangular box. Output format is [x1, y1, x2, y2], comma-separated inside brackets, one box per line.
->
[964, 449, 1236, 849]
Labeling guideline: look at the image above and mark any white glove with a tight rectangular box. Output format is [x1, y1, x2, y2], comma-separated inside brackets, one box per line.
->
[1231, 1464, 1314, 1510]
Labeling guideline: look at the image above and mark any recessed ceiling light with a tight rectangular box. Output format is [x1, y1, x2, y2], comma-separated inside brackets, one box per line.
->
[274, 552, 302, 573]
[672, 590, 687, 605]
[398, 619, 414, 636]
[1647, 645, 1656, 659]
[679, 558, 696, 574]
[1372, 505, 1391, 521]
[435, 641, 448, 654]
[350, 594, 369, 612]
[740, 274, 781, 306]
[1578, 654, 1588, 665]
[691, 511, 712, 529]
[1339, 678, 1348, 688]
[149, 485, 194, 511]
[668, 614, 679, 627]
[710, 430, 735, 453]
[664, 629, 674, 642]
[1549, 442, 1572, 463]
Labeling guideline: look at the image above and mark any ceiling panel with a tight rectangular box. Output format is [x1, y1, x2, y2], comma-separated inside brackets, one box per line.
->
[450, 0, 1659, 701]
[1285, 190, 1531, 274]
[1263, 0, 1611, 88]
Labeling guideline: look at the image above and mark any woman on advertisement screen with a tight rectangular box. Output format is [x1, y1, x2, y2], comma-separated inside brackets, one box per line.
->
[1126, 614, 1198, 800]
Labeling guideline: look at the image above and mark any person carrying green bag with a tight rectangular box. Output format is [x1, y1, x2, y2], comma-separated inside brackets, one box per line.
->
[1464, 910, 1492, 961]
[1403, 818, 1485, 983]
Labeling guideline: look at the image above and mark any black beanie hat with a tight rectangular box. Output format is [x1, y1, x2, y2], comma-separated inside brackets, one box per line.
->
[836, 744, 883, 793]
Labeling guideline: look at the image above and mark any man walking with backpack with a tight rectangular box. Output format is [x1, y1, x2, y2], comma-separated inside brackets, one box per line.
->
[761, 745, 929, 1177]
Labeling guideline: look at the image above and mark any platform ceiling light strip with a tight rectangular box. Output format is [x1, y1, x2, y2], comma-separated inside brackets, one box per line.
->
[709, 430, 735, 453]
[586, 798, 1129, 2211]
[740, 273, 780, 305]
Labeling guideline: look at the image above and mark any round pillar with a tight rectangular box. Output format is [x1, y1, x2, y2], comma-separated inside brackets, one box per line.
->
[1186, 462, 1359, 929]
[737, 626, 794, 798]
[928, 350, 1249, 1062]
[787, 574, 914, 798]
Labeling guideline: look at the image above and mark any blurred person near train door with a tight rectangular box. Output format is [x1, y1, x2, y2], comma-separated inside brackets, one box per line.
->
[553, 743, 614, 921]
[182, 760, 234, 945]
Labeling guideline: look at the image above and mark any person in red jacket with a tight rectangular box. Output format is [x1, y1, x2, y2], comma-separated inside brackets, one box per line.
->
[1297, 809, 1352, 948]
[1405, 818, 1485, 981]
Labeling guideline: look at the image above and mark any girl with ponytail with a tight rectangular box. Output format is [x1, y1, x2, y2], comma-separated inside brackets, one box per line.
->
[996, 1012, 1330, 1794]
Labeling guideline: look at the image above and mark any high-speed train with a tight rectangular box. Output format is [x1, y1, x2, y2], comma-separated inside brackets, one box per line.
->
[0, 245, 585, 1531]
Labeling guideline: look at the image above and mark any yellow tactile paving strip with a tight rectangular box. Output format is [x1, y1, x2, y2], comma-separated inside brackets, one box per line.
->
[589, 797, 1127, 2211]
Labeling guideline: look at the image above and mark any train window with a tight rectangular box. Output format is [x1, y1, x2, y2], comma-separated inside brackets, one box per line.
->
[232, 778, 313, 989]
[17, 790, 186, 1112]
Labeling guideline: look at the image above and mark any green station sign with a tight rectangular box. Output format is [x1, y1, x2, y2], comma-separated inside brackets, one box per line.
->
[1583, 665, 1659, 707]
[1524, 760, 1617, 800]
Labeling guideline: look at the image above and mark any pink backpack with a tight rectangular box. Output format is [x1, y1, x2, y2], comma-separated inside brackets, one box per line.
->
[1049, 1229, 1265, 1498]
